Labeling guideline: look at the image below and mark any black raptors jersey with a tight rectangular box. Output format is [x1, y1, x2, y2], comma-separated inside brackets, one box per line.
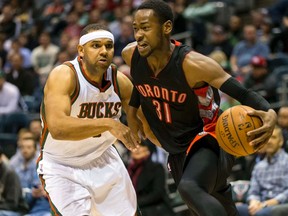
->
[131, 41, 220, 154]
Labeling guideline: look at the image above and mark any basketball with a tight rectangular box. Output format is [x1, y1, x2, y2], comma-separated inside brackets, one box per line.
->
[216, 105, 263, 157]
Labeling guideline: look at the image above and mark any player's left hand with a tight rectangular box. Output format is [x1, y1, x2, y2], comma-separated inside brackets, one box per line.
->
[247, 109, 277, 151]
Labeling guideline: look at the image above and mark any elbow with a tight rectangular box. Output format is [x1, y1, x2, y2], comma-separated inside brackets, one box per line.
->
[49, 127, 65, 140]
[47, 121, 66, 140]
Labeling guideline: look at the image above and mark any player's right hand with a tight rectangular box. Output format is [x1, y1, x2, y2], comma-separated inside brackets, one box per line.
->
[126, 110, 145, 143]
[109, 121, 140, 152]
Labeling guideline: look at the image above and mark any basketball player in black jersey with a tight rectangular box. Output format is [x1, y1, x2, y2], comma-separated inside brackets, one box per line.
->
[122, 0, 277, 215]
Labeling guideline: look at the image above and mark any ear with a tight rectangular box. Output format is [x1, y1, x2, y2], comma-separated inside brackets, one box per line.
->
[163, 20, 173, 35]
[77, 45, 84, 57]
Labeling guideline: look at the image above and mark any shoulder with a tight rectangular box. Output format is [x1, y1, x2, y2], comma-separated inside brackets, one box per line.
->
[121, 41, 137, 66]
[116, 70, 132, 90]
[47, 64, 75, 82]
[182, 51, 226, 87]
[44, 64, 76, 94]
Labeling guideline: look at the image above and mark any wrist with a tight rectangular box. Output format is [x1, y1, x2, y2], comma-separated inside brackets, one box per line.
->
[261, 202, 268, 208]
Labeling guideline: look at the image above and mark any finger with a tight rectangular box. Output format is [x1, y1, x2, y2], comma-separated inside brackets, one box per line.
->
[247, 126, 267, 137]
[249, 132, 268, 147]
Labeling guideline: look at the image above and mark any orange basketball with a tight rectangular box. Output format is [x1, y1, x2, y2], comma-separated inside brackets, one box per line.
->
[216, 105, 263, 157]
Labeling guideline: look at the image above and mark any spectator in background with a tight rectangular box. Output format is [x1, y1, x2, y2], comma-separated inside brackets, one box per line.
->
[0, 146, 29, 216]
[53, 49, 70, 67]
[66, 37, 79, 60]
[10, 138, 50, 216]
[228, 15, 243, 46]
[270, 10, 288, 55]
[29, 118, 42, 146]
[113, 15, 134, 66]
[277, 106, 288, 152]
[0, 34, 7, 69]
[182, 0, 217, 51]
[71, 0, 89, 27]
[230, 24, 270, 80]
[10, 128, 35, 167]
[62, 11, 83, 39]
[167, 0, 187, 36]
[236, 126, 288, 216]
[5, 53, 36, 96]
[31, 31, 59, 77]
[266, 0, 288, 27]
[6, 39, 32, 70]
[258, 18, 273, 45]
[128, 140, 174, 216]
[243, 56, 277, 104]
[0, 70, 20, 115]
[200, 25, 234, 60]
[0, 4, 19, 40]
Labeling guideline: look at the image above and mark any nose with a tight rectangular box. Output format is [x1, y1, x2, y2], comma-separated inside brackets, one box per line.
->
[99, 45, 108, 56]
[135, 30, 143, 42]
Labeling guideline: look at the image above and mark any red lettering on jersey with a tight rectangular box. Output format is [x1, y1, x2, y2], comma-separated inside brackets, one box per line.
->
[144, 84, 154, 97]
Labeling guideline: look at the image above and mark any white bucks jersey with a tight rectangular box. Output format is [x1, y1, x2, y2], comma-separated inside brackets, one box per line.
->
[40, 57, 122, 167]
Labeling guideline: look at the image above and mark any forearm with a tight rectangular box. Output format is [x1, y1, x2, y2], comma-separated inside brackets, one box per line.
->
[220, 77, 270, 111]
[47, 116, 115, 140]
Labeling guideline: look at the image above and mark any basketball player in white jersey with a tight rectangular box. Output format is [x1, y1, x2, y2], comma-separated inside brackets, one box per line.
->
[37, 23, 140, 216]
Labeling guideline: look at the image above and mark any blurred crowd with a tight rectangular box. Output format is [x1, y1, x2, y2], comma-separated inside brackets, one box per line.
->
[0, 0, 288, 215]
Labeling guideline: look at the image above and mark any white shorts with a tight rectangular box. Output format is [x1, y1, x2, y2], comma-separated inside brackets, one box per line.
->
[37, 146, 137, 216]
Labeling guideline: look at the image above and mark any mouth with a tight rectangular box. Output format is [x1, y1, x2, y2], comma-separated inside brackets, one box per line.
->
[137, 43, 148, 50]
[98, 58, 108, 63]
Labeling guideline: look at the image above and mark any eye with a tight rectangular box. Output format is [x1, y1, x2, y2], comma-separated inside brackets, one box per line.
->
[105, 44, 113, 49]
[93, 44, 101, 48]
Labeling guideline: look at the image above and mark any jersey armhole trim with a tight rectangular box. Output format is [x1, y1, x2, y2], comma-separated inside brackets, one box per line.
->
[63, 62, 80, 105]
[111, 64, 121, 99]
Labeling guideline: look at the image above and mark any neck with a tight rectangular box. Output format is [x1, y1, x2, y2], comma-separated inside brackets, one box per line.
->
[147, 41, 174, 76]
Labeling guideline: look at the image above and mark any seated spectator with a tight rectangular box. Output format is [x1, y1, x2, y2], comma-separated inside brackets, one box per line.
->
[29, 119, 42, 150]
[0, 146, 29, 216]
[114, 15, 134, 60]
[230, 24, 270, 80]
[10, 138, 50, 216]
[9, 128, 35, 167]
[0, 4, 19, 39]
[5, 53, 37, 96]
[128, 140, 174, 216]
[228, 15, 243, 46]
[236, 126, 288, 216]
[243, 56, 277, 104]
[270, 10, 288, 55]
[277, 106, 288, 152]
[182, 0, 217, 51]
[200, 25, 233, 60]
[31, 31, 59, 76]
[0, 70, 21, 115]
[5, 39, 32, 70]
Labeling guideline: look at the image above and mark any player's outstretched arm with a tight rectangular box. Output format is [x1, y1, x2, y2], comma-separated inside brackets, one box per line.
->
[182, 51, 277, 149]
[44, 65, 139, 150]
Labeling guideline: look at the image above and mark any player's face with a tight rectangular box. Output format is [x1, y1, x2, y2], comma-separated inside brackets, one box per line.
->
[78, 38, 114, 71]
[133, 9, 163, 57]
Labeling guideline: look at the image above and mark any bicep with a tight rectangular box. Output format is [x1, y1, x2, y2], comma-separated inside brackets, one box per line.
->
[183, 52, 231, 89]
[44, 66, 75, 128]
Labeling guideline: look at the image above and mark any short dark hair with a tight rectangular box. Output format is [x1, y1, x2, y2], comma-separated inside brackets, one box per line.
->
[137, 0, 174, 24]
[80, 23, 110, 37]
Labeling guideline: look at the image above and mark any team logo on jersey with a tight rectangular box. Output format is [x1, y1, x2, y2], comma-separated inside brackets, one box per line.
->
[78, 102, 121, 118]
[135, 84, 187, 103]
